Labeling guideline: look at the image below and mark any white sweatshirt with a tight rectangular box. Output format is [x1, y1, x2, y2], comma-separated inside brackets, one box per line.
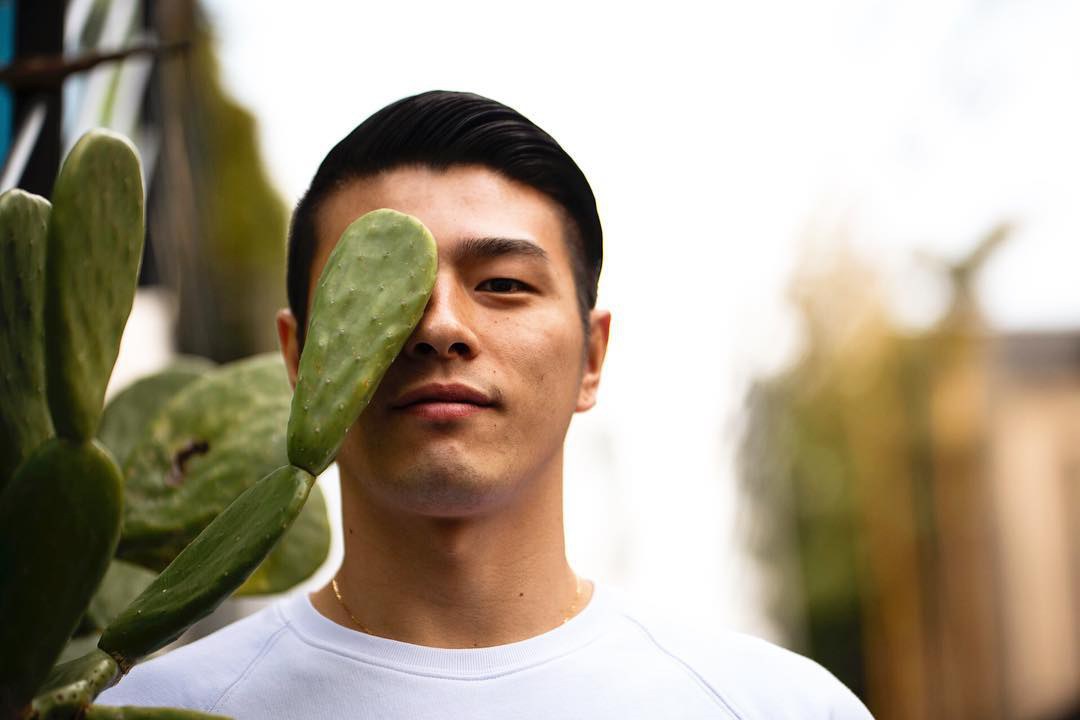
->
[97, 582, 873, 719]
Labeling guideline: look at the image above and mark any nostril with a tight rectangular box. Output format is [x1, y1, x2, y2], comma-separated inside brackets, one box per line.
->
[413, 342, 438, 357]
[409, 340, 471, 359]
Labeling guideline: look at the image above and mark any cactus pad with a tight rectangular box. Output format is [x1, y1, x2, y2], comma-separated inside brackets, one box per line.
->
[100, 464, 315, 662]
[119, 354, 292, 569]
[84, 560, 159, 633]
[98, 357, 215, 468]
[288, 209, 437, 475]
[0, 188, 54, 491]
[0, 438, 123, 716]
[45, 128, 144, 441]
[236, 482, 330, 595]
[31, 649, 119, 720]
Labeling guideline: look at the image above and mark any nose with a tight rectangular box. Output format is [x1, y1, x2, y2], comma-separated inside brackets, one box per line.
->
[403, 275, 478, 361]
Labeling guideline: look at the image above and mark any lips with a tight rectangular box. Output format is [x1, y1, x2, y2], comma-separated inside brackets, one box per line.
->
[391, 382, 494, 410]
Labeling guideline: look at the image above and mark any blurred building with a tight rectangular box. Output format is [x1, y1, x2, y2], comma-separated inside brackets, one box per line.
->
[741, 238, 1080, 720]
[989, 332, 1080, 720]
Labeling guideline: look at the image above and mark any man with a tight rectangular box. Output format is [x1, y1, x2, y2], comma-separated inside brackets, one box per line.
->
[100, 91, 872, 718]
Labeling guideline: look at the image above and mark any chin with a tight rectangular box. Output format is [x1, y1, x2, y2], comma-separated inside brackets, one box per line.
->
[370, 457, 514, 518]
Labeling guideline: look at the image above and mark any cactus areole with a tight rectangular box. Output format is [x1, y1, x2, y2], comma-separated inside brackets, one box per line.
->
[287, 208, 437, 476]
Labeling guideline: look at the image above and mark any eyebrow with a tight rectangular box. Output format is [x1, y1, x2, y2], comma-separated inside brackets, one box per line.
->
[450, 236, 550, 264]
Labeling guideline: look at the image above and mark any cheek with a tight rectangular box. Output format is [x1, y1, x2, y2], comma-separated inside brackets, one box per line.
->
[492, 312, 582, 401]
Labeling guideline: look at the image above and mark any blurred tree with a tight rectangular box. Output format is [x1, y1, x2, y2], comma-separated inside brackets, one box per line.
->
[147, 0, 288, 362]
[6, 0, 287, 361]
[740, 227, 1009, 720]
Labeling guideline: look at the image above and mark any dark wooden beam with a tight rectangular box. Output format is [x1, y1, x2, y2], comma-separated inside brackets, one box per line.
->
[13, 0, 62, 197]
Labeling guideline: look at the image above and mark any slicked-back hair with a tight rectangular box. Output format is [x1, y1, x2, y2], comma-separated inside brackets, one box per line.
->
[286, 90, 603, 351]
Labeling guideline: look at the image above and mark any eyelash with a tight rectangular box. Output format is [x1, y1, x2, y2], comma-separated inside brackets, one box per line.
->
[478, 278, 529, 293]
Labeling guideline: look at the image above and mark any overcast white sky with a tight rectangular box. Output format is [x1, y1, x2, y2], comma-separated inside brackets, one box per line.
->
[193, 0, 1080, 638]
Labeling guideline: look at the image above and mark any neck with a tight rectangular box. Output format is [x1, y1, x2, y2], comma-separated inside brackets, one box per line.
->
[311, 453, 591, 648]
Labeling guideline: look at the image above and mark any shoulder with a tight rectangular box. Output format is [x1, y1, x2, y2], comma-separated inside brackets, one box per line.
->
[605, 588, 873, 720]
[96, 598, 291, 713]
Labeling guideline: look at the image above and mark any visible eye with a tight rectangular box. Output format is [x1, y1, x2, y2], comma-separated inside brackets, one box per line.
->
[478, 278, 529, 293]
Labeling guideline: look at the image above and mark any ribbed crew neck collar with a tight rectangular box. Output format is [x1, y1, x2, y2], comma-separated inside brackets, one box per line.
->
[278, 582, 613, 679]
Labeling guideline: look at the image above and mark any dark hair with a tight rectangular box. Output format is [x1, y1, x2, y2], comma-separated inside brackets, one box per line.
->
[286, 90, 603, 349]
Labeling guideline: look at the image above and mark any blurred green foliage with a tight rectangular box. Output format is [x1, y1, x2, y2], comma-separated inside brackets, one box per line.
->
[151, 0, 289, 362]
[740, 229, 1009, 720]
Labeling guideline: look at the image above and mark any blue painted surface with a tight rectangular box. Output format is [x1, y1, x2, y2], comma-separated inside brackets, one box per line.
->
[0, 0, 14, 166]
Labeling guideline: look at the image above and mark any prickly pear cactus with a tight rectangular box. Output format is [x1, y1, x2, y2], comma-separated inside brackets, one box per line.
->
[0, 128, 143, 720]
[100, 207, 437, 668]
[97, 358, 215, 468]
[235, 482, 330, 596]
[0, 438, 123, 718]
[0, 189, 54, 491]
[1, 121, 437, 720]
[45, 128, 144, 442]
[31, 649, 118, 720]
[100, 465, 315, 661]
[288, 209, 437, 475]
[119, 354, 293, 569]
[83, 560, 159, 635]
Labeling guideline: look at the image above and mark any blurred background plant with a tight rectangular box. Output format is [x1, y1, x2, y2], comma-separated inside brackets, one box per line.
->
[0, 0, 317, 655]
[0, 0, 286, 365]
[741, 223, 1080, 719]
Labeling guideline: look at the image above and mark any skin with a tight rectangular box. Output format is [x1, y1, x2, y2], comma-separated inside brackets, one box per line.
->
[276, 164, 611, 648]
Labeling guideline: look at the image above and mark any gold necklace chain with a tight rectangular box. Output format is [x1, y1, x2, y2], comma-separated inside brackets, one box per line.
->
[330, 574, 584, 637]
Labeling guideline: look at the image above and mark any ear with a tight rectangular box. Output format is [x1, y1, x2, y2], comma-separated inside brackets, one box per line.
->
[575, 309, 611, 413]
[276, 308, 301, 390]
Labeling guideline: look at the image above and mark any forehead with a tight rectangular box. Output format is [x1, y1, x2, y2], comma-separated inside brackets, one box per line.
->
[309, 165, 574, 297]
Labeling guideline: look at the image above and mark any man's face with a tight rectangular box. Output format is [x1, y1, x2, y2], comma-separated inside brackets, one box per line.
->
[282, 165, 609, 518]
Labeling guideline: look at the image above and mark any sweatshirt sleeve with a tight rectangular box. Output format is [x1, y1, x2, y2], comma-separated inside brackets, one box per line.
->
[616, 601, 874, 719]
[96, 603, 289, 714]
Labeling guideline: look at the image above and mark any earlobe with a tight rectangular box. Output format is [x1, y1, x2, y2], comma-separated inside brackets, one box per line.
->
[276, 308, 300, 390]
[575, 309, 611, 413]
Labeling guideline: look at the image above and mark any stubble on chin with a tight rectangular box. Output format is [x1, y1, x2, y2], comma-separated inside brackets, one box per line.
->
[358, 453, 511, 517]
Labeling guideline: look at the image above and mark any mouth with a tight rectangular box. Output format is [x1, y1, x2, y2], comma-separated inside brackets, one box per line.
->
[390, 383, 496, 421]
[397, 401, 489, 421]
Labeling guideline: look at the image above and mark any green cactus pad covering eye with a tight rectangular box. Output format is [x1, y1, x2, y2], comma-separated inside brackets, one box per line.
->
[100, 465, 315, 662]
[0, 438, 122, 716]
[0, 188, 54, 491]
[288, 208, 437, 475]
[45, 128, 145, 442]
[30, 648, 119, 720]
[119, 354, 292, 569]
